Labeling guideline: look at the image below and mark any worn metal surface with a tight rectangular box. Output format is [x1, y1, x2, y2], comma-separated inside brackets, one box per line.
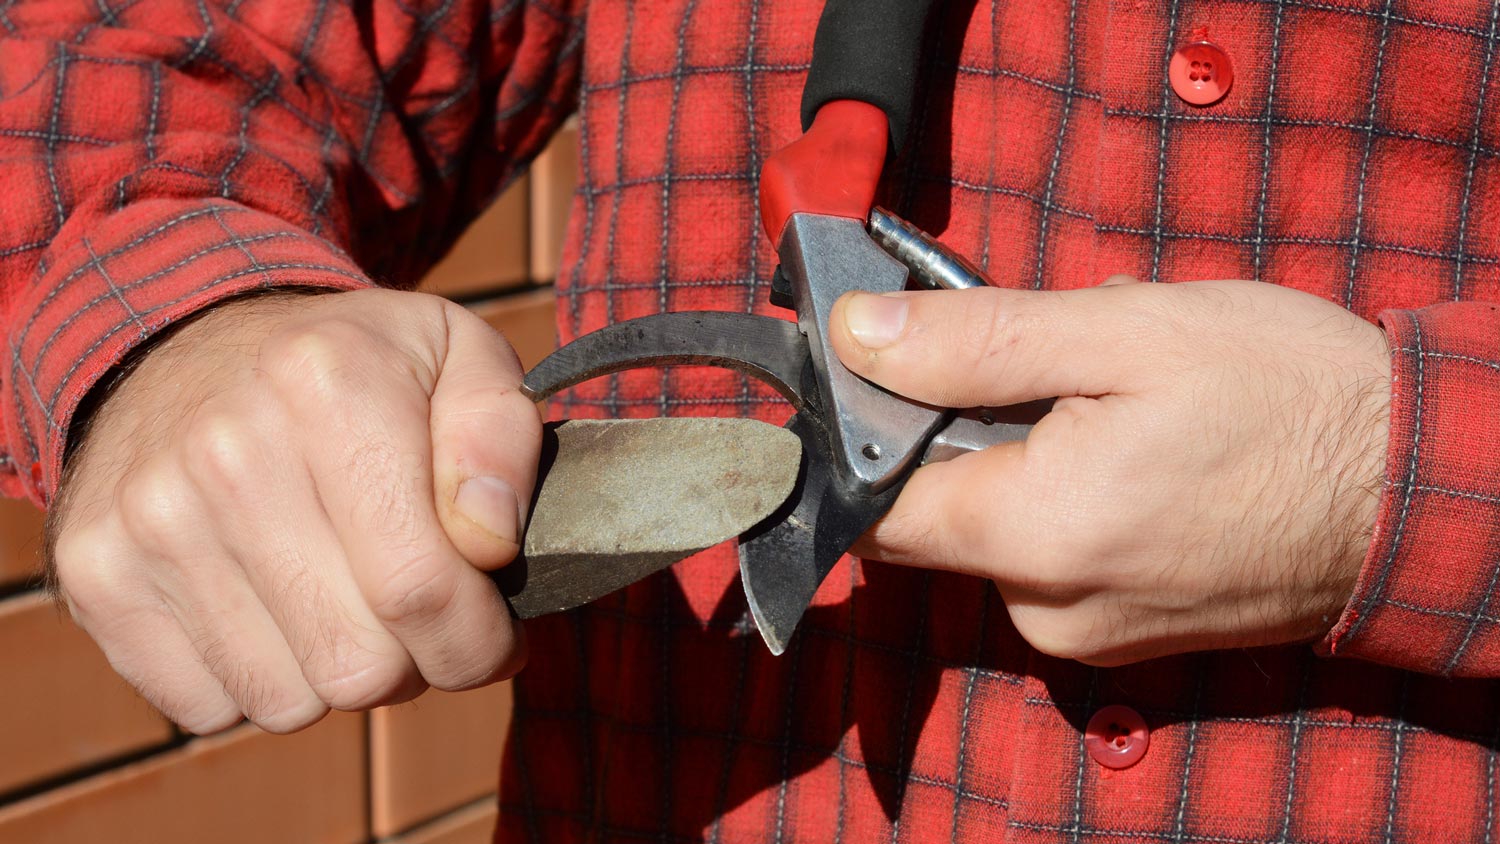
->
[778, 213, 945, 494]
[521, 311, 814, 409]
[498, 418, 803, 619]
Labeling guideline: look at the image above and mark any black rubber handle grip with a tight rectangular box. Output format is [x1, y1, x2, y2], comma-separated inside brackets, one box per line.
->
[800, 0, 939, 154]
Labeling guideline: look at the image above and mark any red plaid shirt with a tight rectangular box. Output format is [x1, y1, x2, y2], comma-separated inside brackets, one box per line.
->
[5, 0, 1500, 839]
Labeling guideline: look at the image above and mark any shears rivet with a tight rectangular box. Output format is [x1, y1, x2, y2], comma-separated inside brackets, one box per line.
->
[861, 443, 882, 461]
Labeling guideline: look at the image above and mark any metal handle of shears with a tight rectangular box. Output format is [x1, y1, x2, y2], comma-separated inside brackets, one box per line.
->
[868, 207, 990, 291]
[863, 207, 1038, 461]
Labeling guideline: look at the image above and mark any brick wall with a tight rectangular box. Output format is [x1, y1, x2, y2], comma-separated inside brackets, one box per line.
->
[0, 121, 578, 844]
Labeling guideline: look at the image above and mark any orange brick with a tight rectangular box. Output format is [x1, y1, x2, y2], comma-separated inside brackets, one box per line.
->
[0, 714, 366, 844]
[470, 289, 557, 370]
[369, 683, 511, 838]
[420, 174, 531, 300]
[0, 592, 174, 796]
[386, 799, 497, 844]
[529, 119, 578, 283]
[0, 498, 44, 587]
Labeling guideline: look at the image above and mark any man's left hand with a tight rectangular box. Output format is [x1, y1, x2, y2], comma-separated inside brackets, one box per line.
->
[829, 276, 1391, 666]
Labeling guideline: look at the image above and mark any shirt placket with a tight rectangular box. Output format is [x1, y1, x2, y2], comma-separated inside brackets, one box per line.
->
[1002, 1, 1260, 840]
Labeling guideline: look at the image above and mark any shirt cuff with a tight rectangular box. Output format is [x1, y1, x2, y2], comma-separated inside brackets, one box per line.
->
[1321, 302, 1500, 677]
[1, 198, 373, 505]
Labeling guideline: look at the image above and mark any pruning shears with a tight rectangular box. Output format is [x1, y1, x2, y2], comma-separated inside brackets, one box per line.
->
[496, 0, 1034, 653]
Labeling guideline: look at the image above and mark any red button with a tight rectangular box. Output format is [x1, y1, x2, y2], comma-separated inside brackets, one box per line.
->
[1085, 705, 1149, 769]
[1169, 30, 1233, 106]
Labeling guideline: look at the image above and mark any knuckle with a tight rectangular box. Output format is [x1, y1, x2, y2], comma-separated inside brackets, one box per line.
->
[921, 305, 1000, 401]
[246, 697, 328, 735]
[181, 413, 264, 494]
[367, 551, 461, 629]
[52, 521, 128, 624]
[173, 700, 244, 736]
[143, 679, 240, 735]
[261, 321, 370, 402]
[118, 464, 198, 552]
[430, 659, 503, 692]
[248, 557, 398, 708]
[310, 659, 420, 711]
[425, 629, 518, 692]
[1126, 284, 1204, 348]
[434, 620, 527, 690]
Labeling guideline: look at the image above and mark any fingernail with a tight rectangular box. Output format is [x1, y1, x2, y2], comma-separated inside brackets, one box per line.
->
[455, 476, 520, 543]
[843, 293, 909, 349]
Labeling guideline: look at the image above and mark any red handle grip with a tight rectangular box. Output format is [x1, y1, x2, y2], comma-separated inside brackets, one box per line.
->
[758, 99, 888, 248]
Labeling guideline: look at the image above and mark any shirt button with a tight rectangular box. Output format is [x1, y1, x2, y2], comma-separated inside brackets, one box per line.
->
[1084, 704, 1149, 769]
[1169, 29, 1233, 106]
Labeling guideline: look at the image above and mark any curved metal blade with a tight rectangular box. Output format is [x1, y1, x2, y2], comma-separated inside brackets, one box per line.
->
[737, 408, 1035, 654]
[522, 311, 814, 409]
[737, 413, 903, 654]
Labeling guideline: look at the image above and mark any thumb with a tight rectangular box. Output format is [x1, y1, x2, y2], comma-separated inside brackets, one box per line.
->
[827, 284, 1157, 408]
[429, 302, 542, 571]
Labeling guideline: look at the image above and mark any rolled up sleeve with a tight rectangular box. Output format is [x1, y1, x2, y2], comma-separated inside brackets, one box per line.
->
[0, 0, 583, 505]
[1323, 302, 1500, 677]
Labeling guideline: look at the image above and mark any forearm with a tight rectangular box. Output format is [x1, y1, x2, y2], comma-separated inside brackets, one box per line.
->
[0, 0, 583, 505]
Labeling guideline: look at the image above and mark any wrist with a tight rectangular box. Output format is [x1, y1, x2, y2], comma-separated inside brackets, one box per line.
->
[1314, 335, 1393, 636]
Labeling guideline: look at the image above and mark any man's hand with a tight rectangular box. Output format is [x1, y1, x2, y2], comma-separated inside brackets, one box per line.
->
[830, 276, 1391, 666]
[49, 289, 540, 734]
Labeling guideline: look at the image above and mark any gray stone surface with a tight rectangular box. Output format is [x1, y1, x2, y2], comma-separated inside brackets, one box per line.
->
[504, 417, 801, 618]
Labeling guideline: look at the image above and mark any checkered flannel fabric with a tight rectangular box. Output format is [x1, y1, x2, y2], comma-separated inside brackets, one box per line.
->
[6, 0, 1500, 841]
[0, 0, 582, 503]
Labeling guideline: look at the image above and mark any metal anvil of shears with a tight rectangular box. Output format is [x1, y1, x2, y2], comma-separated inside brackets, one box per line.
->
[493, 0, 1032, 653]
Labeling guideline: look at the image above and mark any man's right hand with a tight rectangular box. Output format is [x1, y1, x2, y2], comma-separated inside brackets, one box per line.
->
[48, 289, 541, 735]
